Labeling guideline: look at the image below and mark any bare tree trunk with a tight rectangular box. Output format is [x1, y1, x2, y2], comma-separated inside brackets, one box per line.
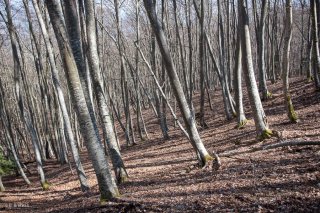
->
[82, 0, 128, 184]
[0, 176, 4, 192]
[45, 0, 119, 201]
[32, 0, 89, 191]
[0, 79, 31, 185]
[311, 0, 320, 88]
[238, 0, 273, 139]
[2, 0, 49, 190]
[234, 33, 248, 128]
[257, 0, 271, 100]
[282, 0, 298, 123]
[143, 0, 214, 166]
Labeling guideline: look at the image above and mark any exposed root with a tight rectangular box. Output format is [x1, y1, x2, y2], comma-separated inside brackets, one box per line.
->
[212, 151, 221, 171]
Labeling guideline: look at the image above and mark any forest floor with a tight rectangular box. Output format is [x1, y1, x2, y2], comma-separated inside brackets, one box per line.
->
[1, 77, 320, 212]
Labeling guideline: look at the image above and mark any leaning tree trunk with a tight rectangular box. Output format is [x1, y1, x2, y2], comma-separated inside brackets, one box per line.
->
[32, 0, 89, 191]
[282, 0, 298, 123]
[83, 0, 128, 184]
[45, 0, 119, 201]
[2, 0, 49, 190]
[143, 0, 214, 166]
[238, 0, 273, 140]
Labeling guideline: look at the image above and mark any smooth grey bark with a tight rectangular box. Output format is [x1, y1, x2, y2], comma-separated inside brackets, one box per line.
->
[45, 0, 119, 201]
[282, 0, 298, 123]
[135, 0, 146, 141]
[0, 176, 4, 192]
[234, 34, 247, 128]
[173, 0, 190, 104]
[32, 0, 89, 191]
[257, 0, 271, 100]
[143, 0, 213, 166]
[149, 0, 169, 140]
[2, 0, 49, 190]
[114, 0, 133, 146]
[238, 0, 272, 139]
[194, 0, 207, 127]
[83, 0, 128, 184]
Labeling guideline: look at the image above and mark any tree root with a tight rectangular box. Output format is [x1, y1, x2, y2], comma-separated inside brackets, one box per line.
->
[212, 151, 221, 171]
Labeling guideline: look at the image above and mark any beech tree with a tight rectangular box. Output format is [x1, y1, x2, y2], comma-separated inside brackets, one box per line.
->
[282, 0, 298, 123]
[143, 0, 214, 166]
[45, 0, 119, 201]
[238, 0, 273, 139]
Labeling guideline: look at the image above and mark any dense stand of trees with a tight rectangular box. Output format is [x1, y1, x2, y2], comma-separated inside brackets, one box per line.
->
[0, 0, 319, 200]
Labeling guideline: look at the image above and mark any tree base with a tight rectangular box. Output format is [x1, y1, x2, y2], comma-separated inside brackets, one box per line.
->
[287, 98, 298, 123]
[261, 91, 273, 101]
[236, 119, 248, 129]
[307, 76, 314, 82]
[117, 172, 128, 184]
[258, 129, 273, 141]
[100, 189, 120, 205]
[200, 154, 214, 168]
[41, 180, 51, 190]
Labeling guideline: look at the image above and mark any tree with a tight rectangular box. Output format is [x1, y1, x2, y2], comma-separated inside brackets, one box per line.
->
[31, 0, 89, 191]
[45, 0, 119, 201]
[310, 0, 320, 88]
[1, 0, 49, 190]
[256, 0, 271, 100]
[238, 0, 273, 139]
[143, 0, 214, 166]
[282, 0, 298, 123]
[82, 0, 128, 183]
[234, 33, 248, 128]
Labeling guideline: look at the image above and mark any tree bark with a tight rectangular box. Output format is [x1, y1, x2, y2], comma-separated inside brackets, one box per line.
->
[45, 0, 119, 201]
[238, 0, 273, 139]
[143, 0, 214, 166]
[282, 0, 298, 123]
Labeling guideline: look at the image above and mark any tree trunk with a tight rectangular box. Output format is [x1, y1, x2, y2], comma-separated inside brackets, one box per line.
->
[143, 0, 214, 166]
[234, 33, 247, 128]
[311, 0, 320, 88]
[0, 176, 4, 192]
[238, 0, 273, 139]
[45, 0, 119, 201]
[83, 0, 128, 184]
[257, 0, 271, 100]
[32, 0, 89, 191]
[282, 0, 298, 123]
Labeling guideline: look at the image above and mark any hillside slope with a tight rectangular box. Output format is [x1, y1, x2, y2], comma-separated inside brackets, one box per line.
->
[1, 77, 320, 212]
